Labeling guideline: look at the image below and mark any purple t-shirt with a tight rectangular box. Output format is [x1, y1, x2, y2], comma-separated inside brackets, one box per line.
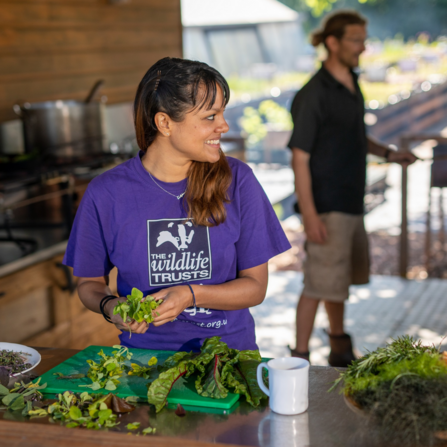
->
[63, 154, 291, 352]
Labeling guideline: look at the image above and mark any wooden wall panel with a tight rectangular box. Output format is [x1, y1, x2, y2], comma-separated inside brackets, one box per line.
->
[0, 0, 182, 122]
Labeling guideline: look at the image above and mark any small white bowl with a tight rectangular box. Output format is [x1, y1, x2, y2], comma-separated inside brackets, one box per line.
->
[0, 342, 41, 377]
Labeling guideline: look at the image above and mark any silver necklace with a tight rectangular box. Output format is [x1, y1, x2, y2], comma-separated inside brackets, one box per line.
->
[147, 170, 186, 200]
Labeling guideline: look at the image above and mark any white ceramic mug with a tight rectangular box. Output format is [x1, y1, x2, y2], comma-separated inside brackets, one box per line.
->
[257, 357, 309, 415]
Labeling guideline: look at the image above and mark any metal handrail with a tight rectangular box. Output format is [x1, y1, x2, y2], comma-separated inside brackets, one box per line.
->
[399, 133, 447, 278]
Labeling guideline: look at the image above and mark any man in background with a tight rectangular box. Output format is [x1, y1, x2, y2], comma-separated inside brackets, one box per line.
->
[288, 10, 417, 366]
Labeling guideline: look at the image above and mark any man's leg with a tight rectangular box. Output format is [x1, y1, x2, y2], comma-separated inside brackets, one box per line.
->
[324, 299, 357, 367]
[295, 294, 320, 352]
[324, 300, 345, 336]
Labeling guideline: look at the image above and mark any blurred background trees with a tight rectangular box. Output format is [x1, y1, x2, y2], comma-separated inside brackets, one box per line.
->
[279, 0, 447, 39]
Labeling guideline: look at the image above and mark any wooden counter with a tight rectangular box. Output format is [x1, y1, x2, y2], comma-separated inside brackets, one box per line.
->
[0, 252, 121, 349]
[0, 347, 426, 447]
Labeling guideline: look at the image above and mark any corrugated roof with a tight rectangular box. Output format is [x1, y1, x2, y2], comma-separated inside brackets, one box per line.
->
[181, 0, 299, 27]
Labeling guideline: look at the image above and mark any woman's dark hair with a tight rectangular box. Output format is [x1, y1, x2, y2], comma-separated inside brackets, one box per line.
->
[134, 57, 232, 227]
[311, 10, 367, 48]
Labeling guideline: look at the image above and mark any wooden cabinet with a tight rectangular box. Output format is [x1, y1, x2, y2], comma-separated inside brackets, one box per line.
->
[0, 254, 120, 349]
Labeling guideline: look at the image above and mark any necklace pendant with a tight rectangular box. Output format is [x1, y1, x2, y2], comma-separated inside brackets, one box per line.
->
[177, 192, 186, 200]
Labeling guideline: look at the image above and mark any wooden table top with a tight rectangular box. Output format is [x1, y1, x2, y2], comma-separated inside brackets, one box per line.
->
[0, 346, 418, 447]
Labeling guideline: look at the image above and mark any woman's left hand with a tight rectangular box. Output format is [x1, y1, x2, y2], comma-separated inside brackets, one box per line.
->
[149, 285, 194, 327]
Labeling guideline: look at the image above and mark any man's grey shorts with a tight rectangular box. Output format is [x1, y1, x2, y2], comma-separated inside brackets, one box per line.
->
[303, 212, 370, 302]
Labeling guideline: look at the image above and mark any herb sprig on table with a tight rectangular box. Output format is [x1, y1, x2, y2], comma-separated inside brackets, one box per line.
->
[128, 356, 158, 379]
[147, 336, 267, 412]
[331, 335, 447, 445]
[82, 345, 132, 391]
[113, 288, 162, 336]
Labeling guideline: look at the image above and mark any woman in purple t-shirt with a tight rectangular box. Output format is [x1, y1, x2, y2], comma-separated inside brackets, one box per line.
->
[64, 57, 290, 352]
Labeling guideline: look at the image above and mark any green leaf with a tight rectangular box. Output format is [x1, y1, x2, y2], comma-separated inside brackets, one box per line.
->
[105, 381, 116, 391]
[9, 395, 26, 411]
[68, 405, 82, 420]
[197, 355, 228, 399]
[147, 360, 192, 412]
[131, 288, 144, 299]
[148, 357, 158, 366]
[22, 400, 33, 416]
[0, 384, 9, 396]
[66, 422, 79, 428]
[2, 393, 21, 406]
[126, 422, 140, 430]
[28, 408, 48, 417]
[106, 363, 117, 372]
[142, 427, 155, 435]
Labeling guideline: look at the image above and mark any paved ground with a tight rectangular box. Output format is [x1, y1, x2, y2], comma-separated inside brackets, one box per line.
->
[251, 271, 447, 365]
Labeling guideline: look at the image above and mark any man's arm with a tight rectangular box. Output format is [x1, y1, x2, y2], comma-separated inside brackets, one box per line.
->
[367, 136, 417, 164]
[291, 148, 327, 244]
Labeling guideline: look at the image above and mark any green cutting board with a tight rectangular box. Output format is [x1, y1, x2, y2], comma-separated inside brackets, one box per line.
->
[37, 345, 240, 410]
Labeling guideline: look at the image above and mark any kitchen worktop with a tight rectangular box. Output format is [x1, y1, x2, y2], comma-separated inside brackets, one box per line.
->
[0, 347, 426, 447]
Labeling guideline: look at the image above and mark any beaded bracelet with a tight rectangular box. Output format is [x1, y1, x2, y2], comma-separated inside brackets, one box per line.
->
[186, 283, 197, 312]
[99, 295, 118, 323]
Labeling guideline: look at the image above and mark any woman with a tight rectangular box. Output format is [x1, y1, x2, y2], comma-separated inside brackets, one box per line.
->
[63, 57, 291, 352]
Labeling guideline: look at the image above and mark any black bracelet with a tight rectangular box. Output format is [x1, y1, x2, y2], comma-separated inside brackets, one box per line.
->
[100, 295, 117, 323]
[186, 284, 197, 312]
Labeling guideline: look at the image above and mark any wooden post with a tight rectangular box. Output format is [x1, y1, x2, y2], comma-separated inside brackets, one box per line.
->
[400, 137, 409, 278]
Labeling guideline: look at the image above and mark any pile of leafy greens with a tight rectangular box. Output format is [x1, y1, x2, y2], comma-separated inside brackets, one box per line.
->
[332, 335, 447, 445]
[113, 288, 162, 335]
[82, 345, 132, 391]
[1, 379, 155, 435]
[147, 336, 266, 412]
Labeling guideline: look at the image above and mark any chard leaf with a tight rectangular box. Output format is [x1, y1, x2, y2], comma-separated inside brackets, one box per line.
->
[197, 355, 228, 399]
[227, 358, 266, 407]
[147, 360, 192, 412]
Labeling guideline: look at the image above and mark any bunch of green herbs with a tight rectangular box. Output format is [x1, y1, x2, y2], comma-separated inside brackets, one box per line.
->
[113, 288, 162, 336]
[147, 336, 266, 412]
[82, 345, 132, 391]
[331, 335, 447, 445]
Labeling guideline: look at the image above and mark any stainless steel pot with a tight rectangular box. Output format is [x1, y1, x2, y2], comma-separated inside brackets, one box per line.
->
[13, 99, 107, 158]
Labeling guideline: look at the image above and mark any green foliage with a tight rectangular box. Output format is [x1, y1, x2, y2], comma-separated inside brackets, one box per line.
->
[331, 335, 440, 392]
[113, 288, 162, 337]
[0, 378, 47, 415]
[239, 100, 293, 147]
[331, 336, 447, 444]
[147, 336, 266, 413]
[81, 345, 132, 391]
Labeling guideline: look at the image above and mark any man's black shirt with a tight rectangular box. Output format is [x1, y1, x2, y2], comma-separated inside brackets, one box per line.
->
[288, 65, 367, 215]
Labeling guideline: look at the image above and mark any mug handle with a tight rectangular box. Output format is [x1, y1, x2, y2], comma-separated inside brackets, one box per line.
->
[257, 363, 269, 396]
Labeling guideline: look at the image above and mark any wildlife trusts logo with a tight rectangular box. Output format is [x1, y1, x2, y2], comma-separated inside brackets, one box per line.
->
[147, 218, 212, 286]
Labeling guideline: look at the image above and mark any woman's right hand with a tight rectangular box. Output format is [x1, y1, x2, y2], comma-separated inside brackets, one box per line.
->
[104, 297, 149, 334]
